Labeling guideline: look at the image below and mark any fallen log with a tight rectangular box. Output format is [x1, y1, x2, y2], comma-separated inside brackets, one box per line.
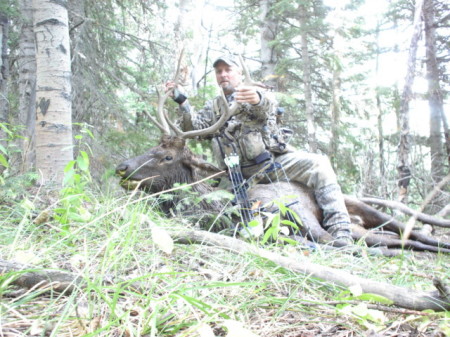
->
[0, 259, 82, 294]
[360, 197, 450, 228]
[172, 229, 450, 311]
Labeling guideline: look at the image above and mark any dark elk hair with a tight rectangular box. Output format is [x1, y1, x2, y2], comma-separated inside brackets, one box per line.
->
[160, 134, 223, 179]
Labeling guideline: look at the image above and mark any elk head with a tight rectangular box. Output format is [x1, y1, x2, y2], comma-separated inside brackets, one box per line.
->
[116, 135, 223, 193]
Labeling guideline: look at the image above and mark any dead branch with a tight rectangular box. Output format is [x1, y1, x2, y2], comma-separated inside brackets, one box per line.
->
[360, 197, 450, 228]
[0, 259, 82, 294]
[344, 196, 450, 250]
[302, 300, 440, 316]
[172, 229, 450, 311]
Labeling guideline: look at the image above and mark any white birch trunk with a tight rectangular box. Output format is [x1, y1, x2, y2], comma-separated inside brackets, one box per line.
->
[0, 12, 8, 175]
[18, 0, 37, 171]
[33, 0, 73, 185]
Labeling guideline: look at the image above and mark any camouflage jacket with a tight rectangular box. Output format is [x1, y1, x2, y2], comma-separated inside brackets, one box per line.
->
[179, 91, 288, 170]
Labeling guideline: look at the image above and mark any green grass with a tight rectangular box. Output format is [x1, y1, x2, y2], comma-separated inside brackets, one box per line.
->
[0, 177, 449, 337]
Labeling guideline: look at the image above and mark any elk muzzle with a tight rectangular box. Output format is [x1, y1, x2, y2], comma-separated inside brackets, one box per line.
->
[115, 163, 129, 178]
[115, 162, 142, 190]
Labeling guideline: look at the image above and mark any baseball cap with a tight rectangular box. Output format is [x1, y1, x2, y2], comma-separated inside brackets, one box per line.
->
[213, 54, 241, 68]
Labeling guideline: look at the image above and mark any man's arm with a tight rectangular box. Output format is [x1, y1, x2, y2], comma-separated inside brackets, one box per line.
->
[165, 81, 215, 132]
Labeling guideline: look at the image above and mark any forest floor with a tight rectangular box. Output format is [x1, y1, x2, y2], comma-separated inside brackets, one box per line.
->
[0, 180, 449, 337]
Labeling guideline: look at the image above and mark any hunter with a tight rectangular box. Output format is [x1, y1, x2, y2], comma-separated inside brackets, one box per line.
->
[165, 54, 353, 245]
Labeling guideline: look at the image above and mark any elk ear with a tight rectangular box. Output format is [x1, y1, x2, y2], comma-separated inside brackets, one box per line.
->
[183, 157, 223, 178]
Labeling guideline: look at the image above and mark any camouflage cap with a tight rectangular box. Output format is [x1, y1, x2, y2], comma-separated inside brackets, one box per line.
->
[213, 54, 241, 68]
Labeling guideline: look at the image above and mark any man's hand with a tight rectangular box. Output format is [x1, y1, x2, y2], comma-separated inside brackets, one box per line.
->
[235, 86, 261, 105]
[165, 81, 176, 97]
[165, 81, 187, 105]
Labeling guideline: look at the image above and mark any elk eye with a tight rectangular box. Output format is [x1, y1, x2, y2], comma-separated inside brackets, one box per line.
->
[165, 156, 173, 161]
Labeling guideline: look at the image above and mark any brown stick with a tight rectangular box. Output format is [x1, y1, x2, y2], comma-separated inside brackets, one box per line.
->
[345, 196, 450, 250]
[0, 259, 82, 294]
[360, 197, 450, 228]
[172, 229, 450, 311]
[302, 301, 440, 316]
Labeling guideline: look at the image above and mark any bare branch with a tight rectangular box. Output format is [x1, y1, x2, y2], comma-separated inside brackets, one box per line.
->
[360, 197, 450, 228]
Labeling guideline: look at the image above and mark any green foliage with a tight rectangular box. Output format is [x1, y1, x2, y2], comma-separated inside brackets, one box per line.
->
[259, 197, 301, 244]
[0, 172, 38, 206]
[53, 152, 93, 225]
[0, 123, 25, 184]
[0, 0, 19, 17]
[1, 176, 449, 336]
[103, 127, 159, 160]
[54, 127, 95, 225]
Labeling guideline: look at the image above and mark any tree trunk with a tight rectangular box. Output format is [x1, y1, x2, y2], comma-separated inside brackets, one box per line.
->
[33, 0, 73, 185]
[260, 0, 279, 90]
[299, 4, 317, 153]
[68, 0, 86, 124]
[327, 5, 343, 170]
[373, 22, 390, 199]
[330, 39, 342, 170]
[0, 10, 9, 169]
[397, 0, 424, 204]
[18, 0, 37, 172]
[424, 0, 447, 175]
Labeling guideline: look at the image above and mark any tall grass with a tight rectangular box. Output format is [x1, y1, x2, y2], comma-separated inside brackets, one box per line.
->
[0, 173, 449, 337]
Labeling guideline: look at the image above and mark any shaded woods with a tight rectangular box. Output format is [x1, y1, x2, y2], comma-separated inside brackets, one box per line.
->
[0, 0, 449, 336]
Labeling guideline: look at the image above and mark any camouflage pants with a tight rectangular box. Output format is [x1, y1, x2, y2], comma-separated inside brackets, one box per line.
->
[259, 150, 352, 242]
[269, 150, 338, 189]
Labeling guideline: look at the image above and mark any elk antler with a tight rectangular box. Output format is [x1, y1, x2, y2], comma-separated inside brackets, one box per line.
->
[147, 49, 187, 135]
[164, 54, 255, 139]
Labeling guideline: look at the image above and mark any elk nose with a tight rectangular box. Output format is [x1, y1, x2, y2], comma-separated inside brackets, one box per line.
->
[115, 163, 129, 177]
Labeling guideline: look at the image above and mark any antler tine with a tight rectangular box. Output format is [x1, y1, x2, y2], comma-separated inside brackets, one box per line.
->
[173, 47, 185, 84]
[142, 109, 167, 133]
[237, 54, 254, 86]
[163, 103, 236, 139]
[162, 53, 253, 139]
[156, 87, 172, 134]
[151, 48, 186, 135]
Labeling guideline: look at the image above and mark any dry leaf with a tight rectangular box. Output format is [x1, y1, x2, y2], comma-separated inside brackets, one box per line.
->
[223, 320, 260, 337]
[349, 284, 363, 297]
[151, 226, 174, 254]
[197, 323, 215, 337]
[30, 320, 44, 335]
[13, 250, 38, 264]
[33, 210, 50, 224]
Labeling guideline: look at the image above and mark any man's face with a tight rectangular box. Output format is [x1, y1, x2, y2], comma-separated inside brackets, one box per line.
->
[214, 62, 242, 95]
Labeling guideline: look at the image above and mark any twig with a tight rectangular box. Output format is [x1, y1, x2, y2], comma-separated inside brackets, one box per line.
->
[403, 174, 450, 242]
[301, 300, 441, 316]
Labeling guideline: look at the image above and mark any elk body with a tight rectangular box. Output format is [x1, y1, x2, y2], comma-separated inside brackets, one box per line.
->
[116, 135, 450, 255]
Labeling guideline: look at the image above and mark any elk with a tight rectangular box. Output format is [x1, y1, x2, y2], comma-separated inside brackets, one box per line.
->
[116, 56, 450, 256]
